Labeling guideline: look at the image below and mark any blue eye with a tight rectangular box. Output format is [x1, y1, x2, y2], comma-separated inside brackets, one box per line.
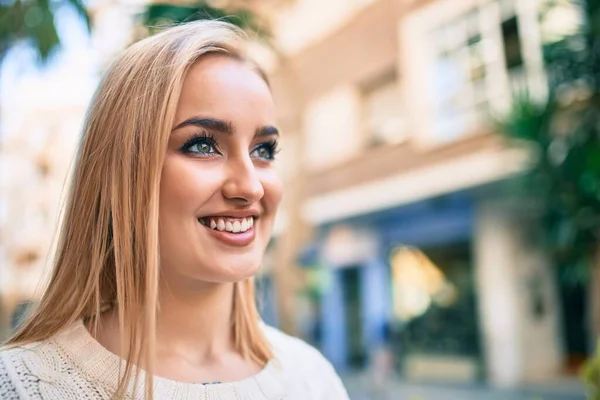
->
[181, 134, 219, 156]
[251, 140, 280, 161]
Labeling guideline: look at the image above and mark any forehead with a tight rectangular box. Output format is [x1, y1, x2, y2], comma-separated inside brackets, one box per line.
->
[176, 54, 274, 122]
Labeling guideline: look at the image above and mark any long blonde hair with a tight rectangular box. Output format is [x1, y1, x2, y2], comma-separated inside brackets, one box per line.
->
[6, 20, 273, 399]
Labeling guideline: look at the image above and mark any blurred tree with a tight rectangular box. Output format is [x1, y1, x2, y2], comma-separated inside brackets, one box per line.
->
[140, 0, 270, 40]
[0, 0, 90, 339]
[497, 0, 600, 338]
[0, 0, 91, 65]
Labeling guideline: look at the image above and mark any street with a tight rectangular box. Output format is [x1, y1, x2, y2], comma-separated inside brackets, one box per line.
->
[342, 374, 586, 400]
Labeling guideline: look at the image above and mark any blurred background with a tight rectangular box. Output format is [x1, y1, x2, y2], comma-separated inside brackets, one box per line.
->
[1, 0, 599, 398]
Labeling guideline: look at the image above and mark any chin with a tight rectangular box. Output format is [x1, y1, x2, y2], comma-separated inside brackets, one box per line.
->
[209, 258, 263, 283]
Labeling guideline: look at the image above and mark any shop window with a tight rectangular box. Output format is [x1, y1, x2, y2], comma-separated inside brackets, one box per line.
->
[390, 244, 481, 362]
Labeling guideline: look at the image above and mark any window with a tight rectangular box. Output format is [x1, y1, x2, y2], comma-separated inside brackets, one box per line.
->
[430, 9, 488, 141]
[502, 17, 523, 70]
[399, 0, 548, 145]
[303, 86, 362, 170]
[417, 0, 540, 142]
[361, 71, 406, 147]
[502, 16, 526, 92]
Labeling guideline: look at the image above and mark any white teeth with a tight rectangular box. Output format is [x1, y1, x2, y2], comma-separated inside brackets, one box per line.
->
[203, 217, 254, 233]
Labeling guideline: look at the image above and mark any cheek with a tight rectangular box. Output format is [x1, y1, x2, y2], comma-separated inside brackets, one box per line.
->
[160, 157, 221, 215]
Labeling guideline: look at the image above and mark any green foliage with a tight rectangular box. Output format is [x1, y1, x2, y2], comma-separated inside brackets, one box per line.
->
[498, 1, 600, 394]
[142, 1, 269, 39]
[0, 0, 90, 64]
[496, 0, 600, 283]
[301, 267, 332, 301]
[582, 340, 600, 400]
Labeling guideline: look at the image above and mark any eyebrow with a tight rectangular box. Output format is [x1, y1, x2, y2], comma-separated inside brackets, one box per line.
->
[173, 117, 234, 135]
[173, 116, 279, 138]
[256, 125, 279, 137]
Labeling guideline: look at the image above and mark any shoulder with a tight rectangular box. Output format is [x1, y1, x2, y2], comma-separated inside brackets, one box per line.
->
[0, 323, 112, 399]
[0, 339, 62, 399]
[0, 339, 59, 372]
[263, 324, 327, 366]
[262, 325, 349, 400]
[0, 327, 76, 375]
[0, 345, 24, 399]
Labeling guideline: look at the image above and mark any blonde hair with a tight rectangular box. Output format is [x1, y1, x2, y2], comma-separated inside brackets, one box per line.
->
[6, 20, 273, 399]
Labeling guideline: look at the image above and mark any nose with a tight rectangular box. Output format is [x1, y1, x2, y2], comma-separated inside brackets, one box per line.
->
[222, 155, 264, 204]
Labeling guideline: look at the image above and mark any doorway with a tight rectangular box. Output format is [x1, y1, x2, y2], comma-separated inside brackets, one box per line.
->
[558, 278, 589, 374]
[340, 266, 367, 368]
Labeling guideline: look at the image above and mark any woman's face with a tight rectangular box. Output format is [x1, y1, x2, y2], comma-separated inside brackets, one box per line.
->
[159, 55, 282, 285]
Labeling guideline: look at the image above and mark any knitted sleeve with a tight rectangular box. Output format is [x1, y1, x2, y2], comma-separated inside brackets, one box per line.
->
[0, 354, 20, 399]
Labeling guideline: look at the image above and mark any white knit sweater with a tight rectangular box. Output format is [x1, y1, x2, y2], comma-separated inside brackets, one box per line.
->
[0, 321, 349, 399]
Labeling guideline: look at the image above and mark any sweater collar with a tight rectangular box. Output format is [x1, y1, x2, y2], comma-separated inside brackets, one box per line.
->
[52, 320, 286, 399]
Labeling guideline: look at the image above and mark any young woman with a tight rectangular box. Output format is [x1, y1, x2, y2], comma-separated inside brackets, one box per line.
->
[0, 20, 349, 400]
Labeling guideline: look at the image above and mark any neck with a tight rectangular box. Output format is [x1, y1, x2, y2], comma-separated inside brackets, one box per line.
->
[91, 278, 267, 383]
[155, 280, 236, 360]
[93, 281, 237, 366]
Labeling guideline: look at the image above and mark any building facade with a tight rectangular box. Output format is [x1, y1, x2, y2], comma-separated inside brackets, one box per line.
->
[266, 0, 586, 387]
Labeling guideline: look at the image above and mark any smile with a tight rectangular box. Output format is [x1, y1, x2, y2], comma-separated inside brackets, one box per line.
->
[197, 216, 257, 247]
[198, 216, 254, 233]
